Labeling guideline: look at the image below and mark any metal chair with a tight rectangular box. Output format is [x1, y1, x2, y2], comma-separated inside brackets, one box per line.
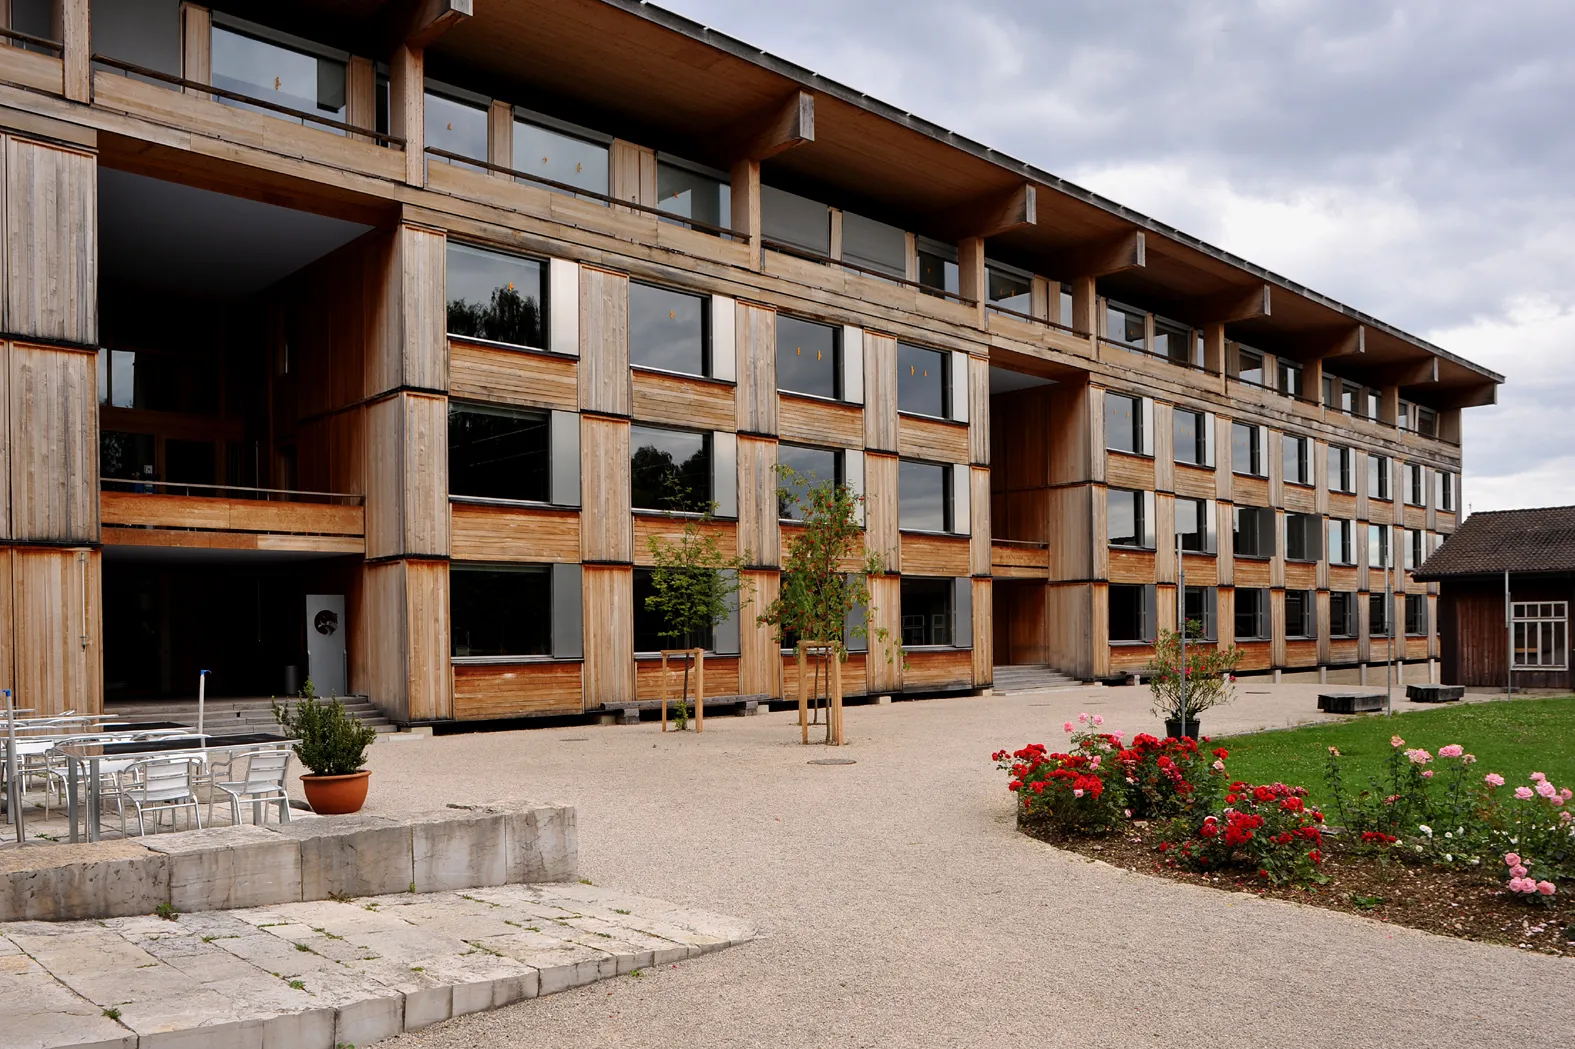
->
[124, 757, 202, 835]
[215, 749, 292, 826]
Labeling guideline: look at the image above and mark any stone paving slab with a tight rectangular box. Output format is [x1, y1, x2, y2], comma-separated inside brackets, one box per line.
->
[0, 882, 755, 1049]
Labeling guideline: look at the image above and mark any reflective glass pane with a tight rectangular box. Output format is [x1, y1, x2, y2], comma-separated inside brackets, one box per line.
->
[900, 577, 954, 646]
[776, 316, 838, 399]
[513, 119, 608, 196]
[917, 250, 959, 296]
[843, 212, 907, 278]
[1237, 347, 1264, 385]
[1108, 490, 1138, 546]
[630, 284, 707, 375]
[426, 91, 489, 164]
[898, 459, 948, 532]
[1106, 394, 1138, 453]
[1155, 320, 1191, 364]
[212, 26, 346, 128]
[631, 425, 710, 512]
[448, 405, 549, 502]
[450, 567, 550, 657]
[446, 243, 545, 348]
[1232, 422, 1255, 474]
[657, 161, 729, 228]
[633, 568, 715, 652]
[1107, 304, 1144, 348]
[777, 444, 838, 519]
[986, 266, 1032, 315]
[897, 343, 947, 417]
[1173, 410, 1199, 464]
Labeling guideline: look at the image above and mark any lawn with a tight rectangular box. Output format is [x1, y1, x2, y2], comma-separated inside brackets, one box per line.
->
[1214, 695, 1575, 807]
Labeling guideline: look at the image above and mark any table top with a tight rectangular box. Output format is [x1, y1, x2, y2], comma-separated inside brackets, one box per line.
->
[53, 733, 294, 760]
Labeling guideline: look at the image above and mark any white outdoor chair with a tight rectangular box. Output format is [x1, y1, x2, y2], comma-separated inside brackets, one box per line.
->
[215, 749, 292, 826]
[124, 757, 202, 835]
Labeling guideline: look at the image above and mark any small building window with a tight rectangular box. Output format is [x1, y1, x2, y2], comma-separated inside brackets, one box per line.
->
[1154, 318, 1192, 365]
[1105, 301, 1145, 350]
[631, 424, 711, 513]
[1341, 381, 1361, 417]
[777, 317, 839, 400]
[1370, 593, 1392, 637]
[1278, 360, 1302, 398]
[1235, 345, 1265, 386]
[761, 185, 831, 256]
[1176, 497, 1210, 553]
[513, 115, 609, 197]
[1369, 453, 1390, 500]
[451, 565, 551, 657]
[1367, 389, 1382, 421]
[1286, 589, 1315, 639]
[1282, 434, 1311, 486]
[1368, 523, 1391, 569]
[446, 242, 546, 349]
[630, 283, 709, 377]
[900, 577, 955, 646]
[657, 158, 731, 228]
[1109, 583, 1154, 643]
[1234, 506, 1275, 558]
[425, 87, 489, 166]
[1414, 406, 1437, 437]
[1235, 588, 1269, 640]
[1330, 591, 1357, 637]
[985, 263, 1033, 316]
[449, 404, 549, 503]
[633, 567, 714, 653]
[1437, 470, 1456, 512]
[1286, 512, 1321, 562]
[1404, 528, 1425, 570]
[1327, 519, 1355, 566]
[1404, 594, 1428, 637]
[1107, 489, 1146, 548]
[897, 343, 949, 418]
[1106, 394, 1143, 454]
[1231, 422, 1263, 476]
[898, 459, 951, 533]
[1182, 585, 1217, 640]
[1328, 445, 1354, 493]
[916, 241, 959, 297]
[841, 212, 907, 279]
[1173, 409, 1209, 466]
[1512, 602, 1568, 670]
[1058, 282, 1075, 330]
[777, 443, 841, 520]
[1405, 463, 1426, 506]
[211, 23, 346, 128]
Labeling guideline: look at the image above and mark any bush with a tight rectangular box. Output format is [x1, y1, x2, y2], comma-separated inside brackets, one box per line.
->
[1143, 625, 1241, 723]
[272, 681, 377, 777]
[993, 717, 1126, 835]
[1117, 732, 1230, 821]
[1160, 781, 1327, 885]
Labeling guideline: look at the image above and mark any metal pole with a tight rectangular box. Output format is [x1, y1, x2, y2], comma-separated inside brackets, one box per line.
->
[197, 669, 210, 740]
[1177, 530, 1187, 739]
[1505, 570, 1512, 701]
[1385, 537, 1393, 718]
[5, 689, 19, 843]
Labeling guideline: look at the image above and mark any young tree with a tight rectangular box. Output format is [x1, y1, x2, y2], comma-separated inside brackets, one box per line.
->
[1143, 620, 1242, 727]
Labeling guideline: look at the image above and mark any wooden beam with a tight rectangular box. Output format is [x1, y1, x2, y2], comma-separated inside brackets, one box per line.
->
[389, 43, 424, 187]
[1377, 356, 1440, 387]
[407, 0, 473, 49]
[1059, 230, 1144, 278]
[1326, 324, 1365, 357]
[932, 183, 1036, 241]
[57, 0, 89, 101]
[722, 90, 814, 162]
[1192, 282, 1271, 325]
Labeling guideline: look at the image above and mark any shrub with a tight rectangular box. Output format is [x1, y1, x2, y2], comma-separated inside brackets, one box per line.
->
[1143, 624, 1241, 724]
[993, 717, 1126, 835]
[1116, 732, 1230, 821]
[273, 680, 377, 777]
[1160, 781, 1326, 885]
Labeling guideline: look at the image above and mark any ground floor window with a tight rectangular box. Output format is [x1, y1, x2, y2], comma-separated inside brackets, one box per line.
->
[1369, 593, 1391, 637]
[1235, 587, 1269, 640]
[1109, 583, 1155, 643]
[1404, 594, 1429, 636]
[1181, 585, 1216, 640]
[633, 567, 715, 653]
[1512, 602, 1567, 670]
[1285, 589, 1315, 638]
[900, 577, 954, 646]
[1330, 591, 1357, 637]
[451, 565, 551, 657]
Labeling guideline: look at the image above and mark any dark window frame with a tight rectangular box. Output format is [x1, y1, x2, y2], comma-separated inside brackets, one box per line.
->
[630, 423, 713, 515]
[898, 457, 953, 534]
[629, 281, 712, 379]
[445, 240, 549, 352]
[1107, 488, 1146, 549]
[775, 314, 842, 401]
[1235, 587, 1270, 640]
[1285, 589, 1316, 639]
[1330, 591, 1358, 638]
[447, 401, 552, 505]
[1233, 505, 1275, 559]
[896, 341, 951, 420]
[450, 563, 553, 658]
[899, 576, 958, 648]
[1106, 393, 1144, 454]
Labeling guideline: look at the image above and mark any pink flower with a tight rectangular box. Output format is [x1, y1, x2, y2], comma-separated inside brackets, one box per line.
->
[1485, 773, 1506, 787]
[1090, 756, 1102, 769]
[1462, 754, 1477, 764]
[1391, 736, 1406, 748]
[1073, 788, 1084, 798]
[1078, 712, 1089, 724]
[1563, 789, 1574, 801]
[1438, 744, 1464, 759]
[1421, 769, 1434, 779]
[1553, 797, 1565, 807]
[1537, 881, 1557, 896]
[1505, 853, 1522, 867]
[1405, 748, 1432, 765]
[1530, 771, 1547, 783]
[1063, 721, 1074, 733]
[1515, 786, 1535, 800]
[1512, 865, 1529, 879]
[1212, 759, 1225, 772]
[1111, 731, 1124, 743]
[1092, 714, 1104, 726]
[1508, 878, 1533, 893]
[1537, 781, 1557, 799]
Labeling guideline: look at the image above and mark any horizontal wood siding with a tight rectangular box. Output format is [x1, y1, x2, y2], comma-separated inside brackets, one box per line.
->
[450, 503, 579, 562]
[1234, 559, 1272, 588]
[897, 414, 968, 464]
[779, 395, 862, 448]
[636, 656, 740, 703]
[632, 368, 735, 432]
[783, 651, 867, 699]
[1173, 464, 1216, 500]
[633, 514, 737, 566]
[450, 342, 577, 411]
[903, 648, 972, 689]
[453, 661, 584, 719]
[901, 533, 969, 577]
[1109, 548, 1156, 584]
[1106, 452, 1155, 492]
[101, 492, 363, 537]
[1234, 474, 1269, 506]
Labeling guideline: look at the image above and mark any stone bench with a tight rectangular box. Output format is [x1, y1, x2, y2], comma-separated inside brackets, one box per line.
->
[1407, 683, 1465, 703]
[603, 694, 769, 725]
[1317, 692, 1386, 714]
[0, 799, 576, 923]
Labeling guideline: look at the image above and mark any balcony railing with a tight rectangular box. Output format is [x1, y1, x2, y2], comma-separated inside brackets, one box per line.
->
[760, 236, 977, 307]
[101, 479, 363, 505]
[0, 26, 62, 55]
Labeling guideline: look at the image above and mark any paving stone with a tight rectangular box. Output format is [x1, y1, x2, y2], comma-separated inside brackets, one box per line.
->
[265, 813, 415, 901]
[0, 840, 167, 923]
[408, 807, 508, 893]
[141, 825, 303, 913]
[0, 933, 135, 1049]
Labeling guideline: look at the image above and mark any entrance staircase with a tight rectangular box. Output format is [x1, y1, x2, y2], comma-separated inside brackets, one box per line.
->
[105, 695, 396, 734]
[990, 664, 1082, 693]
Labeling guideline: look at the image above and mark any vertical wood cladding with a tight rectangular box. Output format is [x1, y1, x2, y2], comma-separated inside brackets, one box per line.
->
[862, 331, 897, 452]
[13, 546, 101, 716]
[739, 569, 781, 698]
[583, 564, 635, 706]
[969, 466, 991, 576]
[11, 344, 95, 542]
[369, 224, 447, 395]
[405, 559, 453, 720]
[863, 451, 900, 572]
[736, 434, 779, 567]
[580, 414, 633, 562]
[968, 355, 990, 465]
[972, 577, 992, 685]
[579, 266, 630, 415]
[866, 573, 901, 692]
[735, 301, 777, 435]
[6, 137, 96, 345]
[352, 558, 451, 722]
[365, 391, 448, 560]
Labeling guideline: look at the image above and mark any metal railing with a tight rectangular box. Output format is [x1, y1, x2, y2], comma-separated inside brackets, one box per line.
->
[986, 301, 1080, 336]
[0, 26, 62, 54]
[101, 479, 364, 506]
[760, 237, 978, 307]
[1100, 335, 1218, 376]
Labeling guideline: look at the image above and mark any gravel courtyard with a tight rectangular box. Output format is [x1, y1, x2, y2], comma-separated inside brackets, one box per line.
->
[363, 684, 1574, 1048]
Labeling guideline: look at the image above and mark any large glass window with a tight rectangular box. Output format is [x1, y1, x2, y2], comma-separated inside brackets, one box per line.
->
[1286, 512, 1321, 561]
[1182, 586, 1216, 640]
[1405, 528, 1425, 571]
[1235, 346, 1265, 386]
[1329, 445, 1354, 493]
[631, 425, 711, 513]
[1106, 394, 1142, 454]
[1109, 583, 1149, 643]
[211, 24, 346, 127]
[899, 459, 951, 532]
[657, 160, 731, 228]
[1154, 318, 1192, 365]
[1437, 471, 1456, 512]
[1404, 594, 1428, 636]
[776, 316, 839, 400]
[449, 404, 549, 503]
[917, 243, 959, 297]
[985, 264, 1032, 316]
[1368, 523, 1391, 568]
[1173, 409, 1207, 466]
[900, 578, 954, 646]
[1176, 497, 1209, 553]
[425, 89, 489, 165]
[634, 567, 714, 652]
[1286, 590, 1315, 638]
[1282, 434, 1310, 485]
[1234, 506, 1274, 558]
[1235, 588, 1269, 640]
[1330, 591, 1357, 637]
[1108, 489, 1144, 548]
[451, 566, 551, 657]
[1232, 422, 1262, 476]
[897, 343, 948, 418]
[1369, 453, 1390, 500]
[446, 243, 546, 349]
[777, 444, 840, 520]
[1105, 302, 1145, 349]
[630, 284, 708, 376]
[1328, 519, 1355, 565]
[1405, 463, 1426, 506]
[513, 117, 609, 197]
[1370, 593, 1391, 637]
[1512, 603, 1568, 670]
[842, 212, 906, 278]
[1278, 360, 1303, 398]
[761, 185, 830, 255]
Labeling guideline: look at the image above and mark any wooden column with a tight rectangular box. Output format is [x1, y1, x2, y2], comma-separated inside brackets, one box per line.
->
[735, 301, 777, 436]
[347, 56, 377, 141]
[583, 564, 634, 707]
[729, 158, 761, 270]
[389, 44, 424, 186]
[178, 3, 210, 95]
[610, 140, 656, 207]
[957, 235, 986, 326]
[488, 100, 512, 178]
[56, 0, 88, 100]
[1070, 275, 1097, 339]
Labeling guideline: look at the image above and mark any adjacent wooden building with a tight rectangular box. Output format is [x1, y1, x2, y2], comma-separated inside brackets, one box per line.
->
[0, 0, 1502, 723]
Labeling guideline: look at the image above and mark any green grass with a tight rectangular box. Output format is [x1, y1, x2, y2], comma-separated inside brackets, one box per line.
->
[1217, 696, 1575, 807]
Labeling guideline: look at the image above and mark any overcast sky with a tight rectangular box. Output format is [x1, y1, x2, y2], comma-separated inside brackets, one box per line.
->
[662, 0, 1574, 515]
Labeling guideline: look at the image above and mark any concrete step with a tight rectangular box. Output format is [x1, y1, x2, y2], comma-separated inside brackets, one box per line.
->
[107, 696, 396, 734]
[990, 665, 1082, 692]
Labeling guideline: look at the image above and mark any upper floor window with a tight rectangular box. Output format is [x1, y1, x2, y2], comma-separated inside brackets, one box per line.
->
[1235, 345, 1265, 386]
[1437, 470, 1456, 512]
[1176, 497, 1213, 553]
[446, 242, 546, 349]
[897, 343, 948, 418]
[630, 284, 709, 377]
[761, 185, 830, 255]
[842, 212, 907, 279]
[1329, 445, 1354, 493]
[1512, 602, 1568, 670]
[1369, 453, 1391, 500]
[425, 86, 489, 166]
[1173, 409, 1210, 466]
[211, 21, 346, 129]
[776, 316, 839, 400]
[1330, 591, 1358, 637]
[1153, 317, 1192, 366]
[1414, 406, 1438, 437]
[1286, 589, 1316, 639]
[1105, 301, 1145, 350]
[1232, 422, 1264, 476]
[777, 443, 842, 520]
[1405, 528, 1425, 570]
[631, 424, 711, 513]
[1058, 282, 1075, 330]
[513, 113, 609, 197]
[657, 158, 731, 228]
[1106, 394, 1144, 454]
[916, 240, 959, 297]
[1108, 489, 1148, 549]
[985, 263, 1032, 316]
[1285, 512, 1322, 562]
[1368, 523, 1391, 569]
[1282, 434, 1311, 486]
[449, 404, 548, 504]
[898, 458, 952, 532]
[1398, 401, 1410, 431]
[1404, 594, 1429, 636]
[1341, 381, 1362, 417]
[1278, 360, 1303, 399]
[1234, 506, 1275, 558]
[1235, 587, 1270, 640]
[1182, 586, 1218, 641]
[1327, 519, 1356, 566]
[1405, 463, 1426, 506]
[1364, 389, 1379, 421]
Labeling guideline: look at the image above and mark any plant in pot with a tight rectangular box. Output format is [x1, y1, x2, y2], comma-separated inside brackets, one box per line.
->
[1143, 621, 1241, 739]
[272, 680, 378, 815]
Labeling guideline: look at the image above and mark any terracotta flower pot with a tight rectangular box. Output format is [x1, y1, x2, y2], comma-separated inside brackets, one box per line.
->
[300, 770, 371, 815]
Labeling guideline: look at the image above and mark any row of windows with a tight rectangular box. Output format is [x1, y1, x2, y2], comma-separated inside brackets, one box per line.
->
[1105, 394, 1458, 511]
[1109, 585, 1430, 644]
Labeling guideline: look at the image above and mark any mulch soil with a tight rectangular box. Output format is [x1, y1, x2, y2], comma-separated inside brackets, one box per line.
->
[1021, 820, 1575, 957]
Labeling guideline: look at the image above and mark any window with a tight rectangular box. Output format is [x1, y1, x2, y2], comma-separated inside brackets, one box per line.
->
[1437, 471, 1456, 512]
[1181, 586, 1217, 640]
[1109, 583, 1154, 643]
[1405, 463, 1426, 506]
[760, 185, 830, 255]
[1154, 318, 1192, 365]
[1404, 528, 1425, 570]
[1328, 445, 1354, 493]
[100, 431, 155, 487]
[1404, 594, 1428, 636]
[916, 241, 959, 297]
[1231, 422, 1263, 476]
[897, 343, 948, 418]
[1106, 394, 1143, 454]
[1327, 519, 1355, 565]
[211, 23, 346, 128]
[631, 425, 711, 513]
[1173, 409, 1209, 466]
[1322, 373, 1337, 409]
[1370, 593, 1391, 637]
[1369, 453, 1390, 500]
[513, 115, 609, 197]
[1513, 603, 1568, 670]
[1176, 497, 1211, 553]
[1235, 345, 1264, 386]
[1368, 523, 1391, 569]
[1278, 360, 1302, 398]
[425, 88, 489, 165]
[1108, 489, 1147, 548]
[1058, 282, 1075, 331]
[1415, 406, 1437, 437]
[1286, 512, 1322, 562]
[656, 159, 730, 228]
[1286, 590, 1315, 638]
[1235, 588, 1269, 640]
[843, 212, 907, 279]
[449, 404, 548, 503]
[633, 567, 713, 652]
[900, 577, 955, 646]
[1398, 401, 1410, 431]
[630, 284, 708, 376]
[1105, 302, 1145, 349]
[1282, 434, 1310, 485]
[451, 566, 551, 657]
[1341, 381, 1361, 416]
[776, 316, 839, 400]
[1366, 389, 1381, 422]
[446, 242, 546, 349]
[899, 459, 951, 532]
[777, 444, 841, 520]
[97, 348, 136, 408]
[1330, 591, 1357, 637]
[985, 263, 1032, 315]
[1234, 506, 1275, 558]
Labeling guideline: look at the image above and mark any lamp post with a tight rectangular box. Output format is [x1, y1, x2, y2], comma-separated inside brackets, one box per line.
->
[1177, 531, 1187, 739]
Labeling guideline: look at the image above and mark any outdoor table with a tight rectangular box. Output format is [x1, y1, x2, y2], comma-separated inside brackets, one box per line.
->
[54, 732, 296, 843]
[3, 725, 191, 833]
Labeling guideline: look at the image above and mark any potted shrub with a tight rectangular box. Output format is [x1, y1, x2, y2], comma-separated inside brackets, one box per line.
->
[1143, 622, 1241, 739]
[272, 680, 378, 814]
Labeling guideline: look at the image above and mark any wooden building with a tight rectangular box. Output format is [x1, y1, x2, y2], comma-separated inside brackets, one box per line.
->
[0, 0, 1501, 724]
[1415, 507, 1575, 691]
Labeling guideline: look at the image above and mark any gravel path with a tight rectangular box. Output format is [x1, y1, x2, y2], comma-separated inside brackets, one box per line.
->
[365, 684, 1573, 1048]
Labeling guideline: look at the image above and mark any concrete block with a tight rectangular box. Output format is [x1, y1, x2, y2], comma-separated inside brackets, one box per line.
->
[409, 807, 508, 892]
[266, 813, 415, 900]
[143, 825, 302, 913]
[0, 840, 168, 922]
[0, 933, 136, 1049]
[497, 801, 578, 884]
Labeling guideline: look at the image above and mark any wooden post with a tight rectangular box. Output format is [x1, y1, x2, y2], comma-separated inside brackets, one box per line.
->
[659, 650, 669, 732]
[796, 643, 808, 744]
[694, 648, 704, 733]
[829, 646, 844, 746]
[796, 641, 843, 745]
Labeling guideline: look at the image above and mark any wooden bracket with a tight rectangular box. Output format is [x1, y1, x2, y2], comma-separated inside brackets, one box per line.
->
[1059, 230, 1145, 278]
[722, 90, 815, 162]
[377, 0, 472, 53]
[932, 182, 1037, 241]
[1191, 282, 1271, 325]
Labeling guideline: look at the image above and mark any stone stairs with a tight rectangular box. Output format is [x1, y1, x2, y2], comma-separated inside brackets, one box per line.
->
[990, 664, 1083, 693]
[105, 695, 396, 734]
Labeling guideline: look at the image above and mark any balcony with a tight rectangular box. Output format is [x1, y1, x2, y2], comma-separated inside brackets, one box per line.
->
[101, 482, 364, 555]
